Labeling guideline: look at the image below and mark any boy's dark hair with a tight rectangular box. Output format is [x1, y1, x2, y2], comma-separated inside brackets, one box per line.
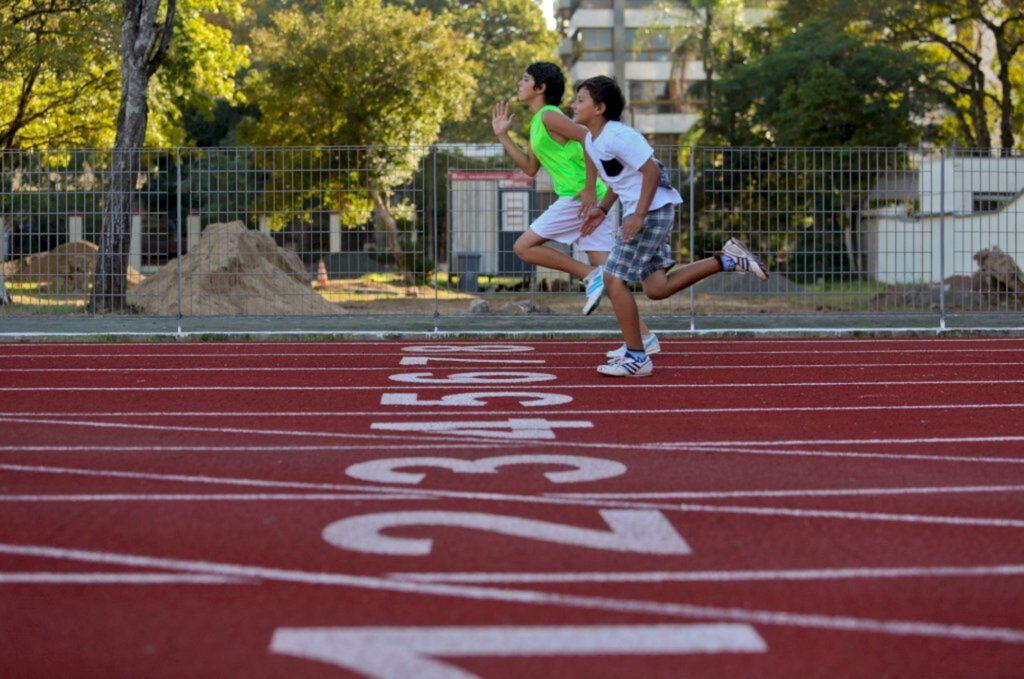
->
[526, 62, 566, 107]
[576, 76, 625, 121]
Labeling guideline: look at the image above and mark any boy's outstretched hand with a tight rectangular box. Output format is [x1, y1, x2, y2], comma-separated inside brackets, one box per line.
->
[620, 213, 644, 243]
[574, 186, 597, 218]
[491, 100, 514, 137]
[580, 206, 605, 236]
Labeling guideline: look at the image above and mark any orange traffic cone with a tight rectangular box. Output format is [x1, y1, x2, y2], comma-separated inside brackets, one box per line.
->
[316, 258, 328, 287]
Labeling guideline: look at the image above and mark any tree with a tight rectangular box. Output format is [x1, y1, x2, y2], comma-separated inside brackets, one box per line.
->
[656, 0, 749, 136]
[778, 0, 1024, 150]
[705, 20, 934, 147]
[391, 0, 560, 142]
[0, 0, 121, 149]
[240, 0, 474, 270]
[91, 0, 176, 311]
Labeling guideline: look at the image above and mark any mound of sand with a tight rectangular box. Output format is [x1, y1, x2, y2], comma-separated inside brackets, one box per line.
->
[3, 240, 144, 294]
[127, 221, 343, 315]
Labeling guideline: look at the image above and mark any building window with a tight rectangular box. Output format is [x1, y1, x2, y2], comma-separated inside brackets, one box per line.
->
[574, 28, 613, 61]
[626, 0, 656, 7]
[625, 28, 671, 62]
[972, 192, 1016, 213]
[629, 81, 674, 114]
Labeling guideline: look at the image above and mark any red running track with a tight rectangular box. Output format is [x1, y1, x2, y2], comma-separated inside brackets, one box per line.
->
[2, 337, 1024, 677]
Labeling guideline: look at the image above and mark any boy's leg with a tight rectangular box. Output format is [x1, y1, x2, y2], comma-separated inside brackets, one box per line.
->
[641, 257, 722, 300]
[514, 230, 593, 279]
[585, 249, 652, 337]
[604, 273, 643, 350]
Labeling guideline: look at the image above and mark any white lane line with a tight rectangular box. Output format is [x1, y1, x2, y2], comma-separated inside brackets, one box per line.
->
[0, 494, 430, 502]
[5, 347, 1024, 359]
[4, 378, 1024, 391]
[552, 484, 1024, 501]
[0, 572, 245, 584]
[4, 463, 1020, 529]
[392, 563, 1024, 585]
[659, 435, 1024, 448]
[7, 361, 1024, 373]
[2, 438, 1024, 467]
[9, 402, 1024, 418]
[6, 463, 1022, 504]
[3, 542, 1023, 645]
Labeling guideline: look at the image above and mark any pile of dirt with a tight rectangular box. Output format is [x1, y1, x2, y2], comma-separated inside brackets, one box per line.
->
[973, 246, 1024, 302]
[873, 246, 1024, 311]
[127, 221, 343, 315]
[3, 240, 144, 294]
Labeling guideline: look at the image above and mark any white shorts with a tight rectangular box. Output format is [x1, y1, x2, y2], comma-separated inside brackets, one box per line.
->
[529, 196, 614, 252]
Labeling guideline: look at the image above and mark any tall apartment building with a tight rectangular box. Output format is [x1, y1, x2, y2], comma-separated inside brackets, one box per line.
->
[553, 0, 773, 146]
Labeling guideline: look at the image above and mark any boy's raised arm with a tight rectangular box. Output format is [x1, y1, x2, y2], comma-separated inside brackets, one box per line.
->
[492, 100, 540, 176]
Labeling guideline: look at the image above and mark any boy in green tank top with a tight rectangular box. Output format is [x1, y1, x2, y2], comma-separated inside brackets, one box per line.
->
[491, 62, 658, 356]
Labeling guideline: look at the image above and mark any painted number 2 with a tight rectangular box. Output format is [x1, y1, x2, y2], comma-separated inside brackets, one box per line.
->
[322, 509, 691, 556]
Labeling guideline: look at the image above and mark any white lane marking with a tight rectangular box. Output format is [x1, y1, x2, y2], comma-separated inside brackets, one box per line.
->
[0, 494, 429, 502]
[393, 563, 1024, 585]
[369, 419, 592, 440]
[7, 360, 1024, 373]
[2, 462, 1024, 532]
[380, 392, 574, 407]
[0, 416, 541, 445]
[6, 463, 1020, 506]
[3, 542, 1024, 644]
[389, 372, 557, 384]
[4, 378, 1024, 391]
[553, 484, 1024, 501]
[7, 402, 1024, 417]
[0, 443, 512, 453]
[346, 455, 626, 485]
[269, 624, 766, 677]
[2, 437, 1023, 467]
[660, 435, 1024, 447]
[321, 510, 690, 557]
[0, 572, 245, 584]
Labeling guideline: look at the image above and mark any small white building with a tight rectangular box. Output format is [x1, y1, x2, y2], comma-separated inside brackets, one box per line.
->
[865, 155, 1024, 284]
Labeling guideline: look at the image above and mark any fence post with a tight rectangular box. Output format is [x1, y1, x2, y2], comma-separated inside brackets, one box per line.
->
[432, 147, 440, 319]
[939, 147, 946, 331]
[176, 148, 183, 321]
[688, 147, 696, 333]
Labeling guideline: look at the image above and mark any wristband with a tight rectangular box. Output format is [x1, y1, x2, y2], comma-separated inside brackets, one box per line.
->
[595, 204, 607, 214]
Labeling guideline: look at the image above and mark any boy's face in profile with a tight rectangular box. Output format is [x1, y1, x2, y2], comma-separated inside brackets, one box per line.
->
[571, 87, 601, 126]
[517, 72, 541, 103]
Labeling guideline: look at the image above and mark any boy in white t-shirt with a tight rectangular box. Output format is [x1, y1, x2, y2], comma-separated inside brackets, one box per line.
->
[573, 76, 770, 377]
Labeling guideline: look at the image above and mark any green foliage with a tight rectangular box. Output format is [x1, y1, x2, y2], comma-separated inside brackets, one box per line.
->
[705, 20, 933, 147]
[0, 0, 121, 149]
[776, 0, 1024, 149]
[0, 0, 249, 150]
[390, 0, 560, 142]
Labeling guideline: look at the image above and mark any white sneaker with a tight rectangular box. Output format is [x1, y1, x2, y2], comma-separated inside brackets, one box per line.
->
[722, 238, 769, 280]
[597, 353, 653, 377]
[606, 334, 660, 358]
[582, 266, 605, 315]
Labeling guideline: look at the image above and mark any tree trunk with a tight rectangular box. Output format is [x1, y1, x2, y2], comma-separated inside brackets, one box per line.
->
[90, 0, 175, 311]
[370, 186, 410, 279]
[0, 217, 10, 305]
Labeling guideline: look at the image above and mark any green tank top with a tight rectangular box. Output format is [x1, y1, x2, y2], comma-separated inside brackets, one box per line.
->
[529, 105, 606, 199]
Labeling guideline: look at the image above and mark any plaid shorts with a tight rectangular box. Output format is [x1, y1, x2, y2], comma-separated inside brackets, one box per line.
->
[604, 203, 677, 282]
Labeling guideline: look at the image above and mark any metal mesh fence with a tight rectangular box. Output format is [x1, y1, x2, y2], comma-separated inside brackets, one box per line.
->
[2, 145, 1022, 326]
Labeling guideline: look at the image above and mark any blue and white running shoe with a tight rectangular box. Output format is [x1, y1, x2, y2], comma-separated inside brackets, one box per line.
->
[607, 333, 660, 358]
[722, 238, 770, 280]
[582, 265, 605, 315]
[597, 353, 653, 377]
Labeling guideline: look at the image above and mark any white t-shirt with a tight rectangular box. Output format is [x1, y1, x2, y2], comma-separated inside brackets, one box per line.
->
[584, 121, 682, 217]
